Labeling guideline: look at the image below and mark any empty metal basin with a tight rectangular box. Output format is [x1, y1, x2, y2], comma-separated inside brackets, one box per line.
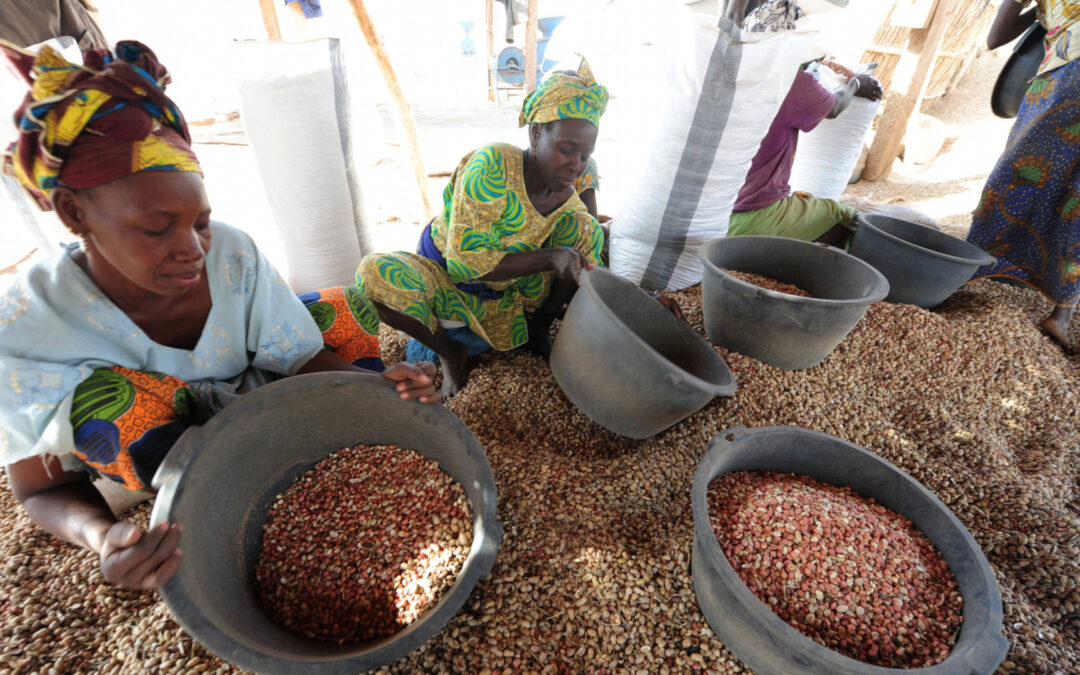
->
[699, 236, 889, 370]
[849, 214, 996, 308]
[550, 267, 736, 439]
[150, 372, 502, 674]
[692, 425, 1008, 674]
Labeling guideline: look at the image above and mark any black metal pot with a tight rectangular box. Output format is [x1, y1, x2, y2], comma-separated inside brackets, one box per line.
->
[991, 22, 1047, 119]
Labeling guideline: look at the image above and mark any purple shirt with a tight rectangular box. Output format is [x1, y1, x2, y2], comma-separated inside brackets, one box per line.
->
[733, 70, 836, 213]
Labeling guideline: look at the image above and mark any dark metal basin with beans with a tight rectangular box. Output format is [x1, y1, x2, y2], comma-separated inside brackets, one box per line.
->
[254, 444, 472, 643]
[707, 471, 963, 669]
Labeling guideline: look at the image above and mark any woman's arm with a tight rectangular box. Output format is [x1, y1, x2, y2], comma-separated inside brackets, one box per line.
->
[988, 0, 1038, 50]
[296, 349, 441, 402]
[476, 247, 594, 284]
[7, 455, 182, 588]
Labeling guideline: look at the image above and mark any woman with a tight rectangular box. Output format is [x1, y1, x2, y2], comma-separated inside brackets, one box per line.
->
[0, 40, 438, 589]
[967, 0, 1080, 349]
[358, 59, 608, 397]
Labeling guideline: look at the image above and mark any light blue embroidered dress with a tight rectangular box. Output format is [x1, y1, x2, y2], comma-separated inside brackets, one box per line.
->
[0, 222, 322, 468]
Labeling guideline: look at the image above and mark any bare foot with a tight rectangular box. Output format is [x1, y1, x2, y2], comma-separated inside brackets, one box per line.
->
[437, 340, 469, 398]
[1039, 316, 1073, 353]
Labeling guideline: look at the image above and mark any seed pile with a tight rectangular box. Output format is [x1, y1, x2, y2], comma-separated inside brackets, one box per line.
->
[707, 471, 963, 668]
[255, 444, 472, 643]
[722, 269, 814, 297]
[1, 278, 1079, 673]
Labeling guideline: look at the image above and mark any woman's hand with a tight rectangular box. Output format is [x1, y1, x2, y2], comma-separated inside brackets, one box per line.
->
[547, 247, 595, 285]
[650, 292, 685, 320]
[99, 521, 183, 589]
[382, 361, 441, 403]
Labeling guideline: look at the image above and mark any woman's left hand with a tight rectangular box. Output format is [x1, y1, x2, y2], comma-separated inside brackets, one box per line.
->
[651, 292, 684, 321]
[382, 361, 441, 403]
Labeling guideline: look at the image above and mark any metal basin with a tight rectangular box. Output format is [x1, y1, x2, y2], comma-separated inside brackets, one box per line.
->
[699, 236, 889, 370]
[692, 425, 1008, 674]
[550, 267, 736, 439]
[849, 214, 996, 308]
[149, 372, 502, 674]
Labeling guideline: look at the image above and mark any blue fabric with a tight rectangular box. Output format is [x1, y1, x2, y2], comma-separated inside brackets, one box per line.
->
[284, 0, 322, 19]
[404, 327, 492, 364]
[966, 59, 1080, 307]
[416, 221, 504, 300]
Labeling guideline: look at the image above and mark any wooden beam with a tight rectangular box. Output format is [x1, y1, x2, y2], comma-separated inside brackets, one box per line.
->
[486, 0, 495, 102]
[863, 0, 956, 181]
[258, 0, 282, 41]
[345, 0, 434, 220]
[524, 0, 538, 93]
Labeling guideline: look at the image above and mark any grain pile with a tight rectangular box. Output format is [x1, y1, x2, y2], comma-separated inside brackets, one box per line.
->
[1, 278, 1079, 673]
[707, 471, 963, 668]
[255, 444, 472, 643]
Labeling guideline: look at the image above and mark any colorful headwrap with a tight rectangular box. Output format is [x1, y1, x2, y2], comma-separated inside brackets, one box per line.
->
[0, 39, 201, 210]
[518, 57, 609, 129]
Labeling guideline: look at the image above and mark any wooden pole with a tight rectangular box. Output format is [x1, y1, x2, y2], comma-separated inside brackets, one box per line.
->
[486, 0, 495, 102]
[345, 0, 434, 220]
[524, 0, 539, 93]
[258, 0, 282, 41]
[863, 0, 956, 181]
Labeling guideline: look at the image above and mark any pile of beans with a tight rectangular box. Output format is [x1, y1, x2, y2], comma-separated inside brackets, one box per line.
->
[254, 444, 472, 643]
[721, 269, 814, 297]
[2, 278, 1079, 673]
[707, 471, 963, 668]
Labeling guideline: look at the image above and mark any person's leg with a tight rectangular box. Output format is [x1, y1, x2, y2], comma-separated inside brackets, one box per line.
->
[70, 367, 212, 491]
[371, 302, 469, 396]
[299, 286, 384, 372]
[524, 275, 578, 358]
[1039, 305, 1076, 351]
[357, 252, 475, 397]
[729, 197, 856, 244]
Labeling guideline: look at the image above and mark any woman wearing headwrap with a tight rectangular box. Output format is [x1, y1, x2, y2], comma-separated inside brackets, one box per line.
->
[0, 39, 439, 589]
[358, 59, 609, 397]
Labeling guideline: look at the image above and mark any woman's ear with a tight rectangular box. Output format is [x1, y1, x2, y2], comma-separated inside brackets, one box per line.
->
[528, 123, 541, 149]
[51, 187, 89, 237]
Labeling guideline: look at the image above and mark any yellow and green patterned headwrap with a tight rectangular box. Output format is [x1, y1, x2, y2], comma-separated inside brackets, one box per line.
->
[518, 57, 609, 129]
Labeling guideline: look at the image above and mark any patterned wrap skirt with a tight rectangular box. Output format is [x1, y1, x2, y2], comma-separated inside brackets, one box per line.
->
[967, 58, 1080, 308]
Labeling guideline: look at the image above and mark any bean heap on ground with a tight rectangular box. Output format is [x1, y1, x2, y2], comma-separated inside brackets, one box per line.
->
[708, 471, 963, 668]
[255, 444, 472, 644]
[0, 279, 1078, 673]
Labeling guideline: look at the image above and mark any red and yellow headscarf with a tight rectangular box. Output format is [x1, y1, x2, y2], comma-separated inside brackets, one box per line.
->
[1, 39, 201, 210]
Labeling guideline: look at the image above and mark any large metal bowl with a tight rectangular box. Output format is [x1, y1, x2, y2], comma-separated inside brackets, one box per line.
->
[550, 267, 736, 438]
[149, 372, 502, 674]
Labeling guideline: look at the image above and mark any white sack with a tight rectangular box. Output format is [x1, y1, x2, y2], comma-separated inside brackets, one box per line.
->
[232, 39, 374, 294]
[610, 18, 818, 291]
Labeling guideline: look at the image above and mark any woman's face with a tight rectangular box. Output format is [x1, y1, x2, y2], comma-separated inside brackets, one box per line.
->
[54, 170, 213, 298]
[530, 118, 598, 193]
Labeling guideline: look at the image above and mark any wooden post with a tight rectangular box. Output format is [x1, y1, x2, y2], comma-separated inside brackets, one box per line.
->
[345, 0, 434, 220]
[258, 0, 282, 41]
[524, 0, 539, 93]
[486, 0, 495, 102]
[863, 0, 956, 181]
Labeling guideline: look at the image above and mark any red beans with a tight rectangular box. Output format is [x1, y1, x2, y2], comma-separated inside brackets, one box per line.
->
[255, 444, 472, 643]
[708, 471, 963, 668]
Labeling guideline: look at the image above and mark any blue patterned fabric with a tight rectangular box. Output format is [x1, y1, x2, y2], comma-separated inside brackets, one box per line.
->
[967, 59, 1080, 308]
